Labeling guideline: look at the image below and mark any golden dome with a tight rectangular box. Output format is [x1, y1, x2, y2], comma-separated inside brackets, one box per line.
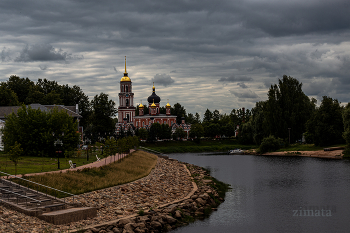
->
[121, 75, 131, 82]
[166, 102, 171, 108]
[139, 103, 144, 108]
[121, 56, 131, 82]
[151, 99, 156, 108]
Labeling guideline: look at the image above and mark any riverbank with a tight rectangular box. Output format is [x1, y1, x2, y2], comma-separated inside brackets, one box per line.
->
[141, 139, 256, 154]
[261, 149, 344, 159]
[0, 153, 228, 232]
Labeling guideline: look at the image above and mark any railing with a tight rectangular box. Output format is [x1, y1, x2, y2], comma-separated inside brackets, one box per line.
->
[0, 187, 42, 207]
[0, 171, 76, 205]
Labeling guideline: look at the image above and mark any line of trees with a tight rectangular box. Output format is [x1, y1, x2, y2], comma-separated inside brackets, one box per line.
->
[3, 74, 350, 156]
[135, 75, 350, 156]
[0, 75, 116, 135]
[238, 75, 350, 154]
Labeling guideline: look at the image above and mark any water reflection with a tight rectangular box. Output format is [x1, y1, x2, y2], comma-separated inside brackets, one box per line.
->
[169, 153, 350, 233]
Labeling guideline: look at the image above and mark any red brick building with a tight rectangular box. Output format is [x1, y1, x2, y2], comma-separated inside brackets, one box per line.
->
[116, 57, 190, 138]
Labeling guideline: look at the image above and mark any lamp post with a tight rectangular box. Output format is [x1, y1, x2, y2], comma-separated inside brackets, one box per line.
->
[53, 132, 64, 169]
[288, 128, 291, 145]
[84, 138, 91, 161]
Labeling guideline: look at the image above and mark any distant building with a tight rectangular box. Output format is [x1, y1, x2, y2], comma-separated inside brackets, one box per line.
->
[116, 57, 191, 138]
[0, 103, 82, 122]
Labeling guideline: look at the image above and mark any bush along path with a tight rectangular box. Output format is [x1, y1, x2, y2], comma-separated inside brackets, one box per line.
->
[80, 162, 230, 233]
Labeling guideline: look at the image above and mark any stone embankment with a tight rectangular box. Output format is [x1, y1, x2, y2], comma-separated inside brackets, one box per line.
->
[0, 155, 227, 232]
[80, 164, 225, 233]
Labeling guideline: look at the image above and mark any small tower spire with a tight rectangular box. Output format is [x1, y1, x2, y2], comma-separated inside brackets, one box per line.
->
[124, 56, 127, 74]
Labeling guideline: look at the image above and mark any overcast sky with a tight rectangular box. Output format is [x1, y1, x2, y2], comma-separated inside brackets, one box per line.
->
[1, 0, 350, 117]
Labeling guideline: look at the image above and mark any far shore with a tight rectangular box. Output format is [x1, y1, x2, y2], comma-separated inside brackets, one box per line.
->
[262, 149, 344, 159]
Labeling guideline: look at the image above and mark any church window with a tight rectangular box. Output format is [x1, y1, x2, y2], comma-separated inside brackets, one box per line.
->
[126, 99, 129, 106]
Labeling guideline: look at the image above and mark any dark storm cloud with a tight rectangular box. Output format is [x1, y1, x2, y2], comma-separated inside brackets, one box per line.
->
[15, 44, 70, 62]
[152, 74, 175, 87]
[1, 47, 11, 62]
[219, 75, 253, 82]
[230, 89, 259, 100]
[237, 83, 248, 89]
[0, 0, 350, 114]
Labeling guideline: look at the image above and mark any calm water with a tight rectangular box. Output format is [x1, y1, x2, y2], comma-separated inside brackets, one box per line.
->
[169, 153, 350, 233]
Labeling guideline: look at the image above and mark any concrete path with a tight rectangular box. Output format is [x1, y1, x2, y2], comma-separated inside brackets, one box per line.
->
[1, 150, 135, 178]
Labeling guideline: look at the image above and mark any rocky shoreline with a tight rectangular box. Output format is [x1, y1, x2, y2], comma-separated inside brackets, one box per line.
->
[79, 163, 227, 233]
[0, 154, 228, 233]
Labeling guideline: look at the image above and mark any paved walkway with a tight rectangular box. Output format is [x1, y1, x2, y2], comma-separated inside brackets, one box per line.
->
[1, 150, 135, 178]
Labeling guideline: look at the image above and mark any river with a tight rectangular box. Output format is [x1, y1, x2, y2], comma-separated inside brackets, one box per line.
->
[168, 153, 350, 233]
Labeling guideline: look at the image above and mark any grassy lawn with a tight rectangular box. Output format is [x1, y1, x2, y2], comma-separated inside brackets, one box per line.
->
[0, 150, 104, 175]
[13, 150, 157, 197]
[142, 139, 258, 153]
[277, 143, 346, 152]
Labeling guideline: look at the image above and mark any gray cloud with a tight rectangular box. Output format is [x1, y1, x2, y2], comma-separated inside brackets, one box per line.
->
[39, 65, 47, 70]
[219, 75, 253, 82]
[0, 0, 349, 115]
[15, 44, 71, 62]
[1, 47, 11, 62]
[152, 74, 175, 87]
[237, 82, 248, 89]
[230, 89, 260, 101]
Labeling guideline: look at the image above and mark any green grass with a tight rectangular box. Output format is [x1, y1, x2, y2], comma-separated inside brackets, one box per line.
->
[276, 143, 346, 152]
[0, 150, 107, 175]
[12, 151, 158, 197]
[142, 139, 257, 153]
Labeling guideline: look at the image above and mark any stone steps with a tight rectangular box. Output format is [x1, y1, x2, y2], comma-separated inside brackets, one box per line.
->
[0, 178, 96, 224]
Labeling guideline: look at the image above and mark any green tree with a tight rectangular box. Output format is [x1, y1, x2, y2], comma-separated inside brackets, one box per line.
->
[2, 105, 79, 157]
[204, 123, 220, 138]
[212, 110, 220, 123]
[306, 96, 344, 146]
[25, 85, 45, 104]
[171, 103, 187, 124]
[0, 84, 19, 106]
[137, 128, 148, 140]
[203, 109, 213, 124]
[4, 75, 34, 104]
[160, 124, 172, 140]
[61, 84, 91, 129]
[8, 141, 23, 176]
[195, 112, 201, 124]
[148, 123, 162, 142]
[189, 123, 204, 142]
[264, 75, 314, 143]
[173, 127, 186, 140]
[258, 135, 284, 153]
[342, 103, 350, 156]
[90, 93, 117, 135]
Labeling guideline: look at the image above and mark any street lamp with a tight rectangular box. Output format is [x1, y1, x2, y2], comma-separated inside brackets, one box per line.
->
[53, 132, 64, 169]
[288, 128, 291, 145]
[84, 138, 91, 161]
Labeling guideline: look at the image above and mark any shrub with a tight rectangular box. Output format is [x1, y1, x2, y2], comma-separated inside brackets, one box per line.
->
[258, 135, 284, 154]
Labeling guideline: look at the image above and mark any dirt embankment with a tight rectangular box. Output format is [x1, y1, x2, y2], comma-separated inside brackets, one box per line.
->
[262, 149, 344, 159]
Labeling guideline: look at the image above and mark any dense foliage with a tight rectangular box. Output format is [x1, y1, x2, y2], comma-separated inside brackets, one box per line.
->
[342, 104, 350, 157]
[258, 135, 284, 154]
[264, 75, 315, 143]
[2, 105, 80, 157]
[1, 75, 92, 129]
[305, 96, 344, 146]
